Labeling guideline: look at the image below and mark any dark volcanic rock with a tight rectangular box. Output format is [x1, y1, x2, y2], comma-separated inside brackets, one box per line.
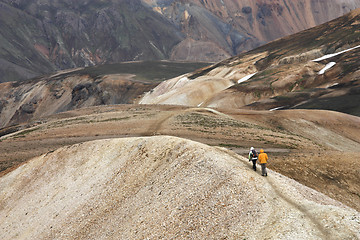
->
[21, 103, 36, 114]
[0, 0, 183, 82]
[242, 7, 252, 14]
[0, 61, 209, 128]
[0, 100, 7, 112]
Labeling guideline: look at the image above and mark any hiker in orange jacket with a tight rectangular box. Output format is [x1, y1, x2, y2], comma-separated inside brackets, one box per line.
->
[258, 149, 268, 176]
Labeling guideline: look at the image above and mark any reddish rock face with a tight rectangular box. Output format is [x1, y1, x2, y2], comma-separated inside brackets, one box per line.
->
[144, 0, 360, 59]
[1, 0, 360, 82]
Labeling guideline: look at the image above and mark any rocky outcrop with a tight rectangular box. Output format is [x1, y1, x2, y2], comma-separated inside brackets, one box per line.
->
[0, 61, 209, 128]
[0, 74, 156, 128]
[0, 136, 359, 239]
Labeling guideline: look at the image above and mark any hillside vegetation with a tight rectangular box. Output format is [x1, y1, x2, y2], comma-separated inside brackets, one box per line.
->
[1, 105, 360, 212]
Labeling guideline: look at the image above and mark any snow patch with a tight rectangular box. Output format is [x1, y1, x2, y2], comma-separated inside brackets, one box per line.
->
[326, 83, 339, 89]
[237, 72, 257, 84]
[312, 45, 360, 62]
[318, 62, 336, 75]
[149, 41, 161, 53]
[269, 106, 285, 111]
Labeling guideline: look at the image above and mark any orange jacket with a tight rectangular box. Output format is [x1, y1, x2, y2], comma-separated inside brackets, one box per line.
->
[258, 149, 268, 164]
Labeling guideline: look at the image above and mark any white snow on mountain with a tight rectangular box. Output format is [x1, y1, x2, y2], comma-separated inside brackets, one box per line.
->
[312, 45, 360, 62]
[238, 72, 257, 84]
[269, 106, 286, 111]
[318, 62, 336, 75]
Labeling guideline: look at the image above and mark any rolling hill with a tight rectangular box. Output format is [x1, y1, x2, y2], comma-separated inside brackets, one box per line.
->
[1, 105, 360, 213]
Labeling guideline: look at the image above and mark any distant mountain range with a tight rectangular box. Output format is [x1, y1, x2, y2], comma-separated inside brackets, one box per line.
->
[2, 6, 360, 128]
[1, 0, 360, 82]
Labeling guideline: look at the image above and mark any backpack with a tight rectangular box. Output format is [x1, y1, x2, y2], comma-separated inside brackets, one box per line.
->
[251, 149, 258, 159]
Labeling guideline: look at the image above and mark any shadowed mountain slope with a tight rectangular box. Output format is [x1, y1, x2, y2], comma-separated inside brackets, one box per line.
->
[0, 136, 359, 239]
[0, 0, 183, 83]
[1, 0, 360, 82]
[140, 8, 360, 117]
[143, 0, 360, 57]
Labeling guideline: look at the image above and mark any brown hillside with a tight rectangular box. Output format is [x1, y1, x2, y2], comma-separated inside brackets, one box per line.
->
[1, 105, 360, 213]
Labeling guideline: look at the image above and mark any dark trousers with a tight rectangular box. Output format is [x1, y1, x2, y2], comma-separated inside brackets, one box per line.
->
[261, 163, 267, 176]
[251, 160, 257, 171]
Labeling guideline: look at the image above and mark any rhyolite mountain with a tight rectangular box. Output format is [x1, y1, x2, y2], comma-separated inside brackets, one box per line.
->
[140, 8, 360, 117]
[1, 0, 360, 83]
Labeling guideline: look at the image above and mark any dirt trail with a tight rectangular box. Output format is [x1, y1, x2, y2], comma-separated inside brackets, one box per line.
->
[265, 176, 330, 239]
[143, 112, 175, 136]
[217, 147, 332, 239]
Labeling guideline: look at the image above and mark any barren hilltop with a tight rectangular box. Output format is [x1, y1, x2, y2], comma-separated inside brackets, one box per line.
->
[1, 136, 359, 239]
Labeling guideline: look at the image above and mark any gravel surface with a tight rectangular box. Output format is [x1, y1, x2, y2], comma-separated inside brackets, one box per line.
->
[0, 136, 359, 239]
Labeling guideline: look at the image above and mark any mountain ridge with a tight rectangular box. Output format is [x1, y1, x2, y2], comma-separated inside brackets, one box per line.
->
[140, 8, 360, 117]
[1, 104, 360, 212]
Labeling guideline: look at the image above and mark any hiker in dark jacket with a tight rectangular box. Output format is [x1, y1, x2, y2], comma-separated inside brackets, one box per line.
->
[248, 147, 258, 171]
